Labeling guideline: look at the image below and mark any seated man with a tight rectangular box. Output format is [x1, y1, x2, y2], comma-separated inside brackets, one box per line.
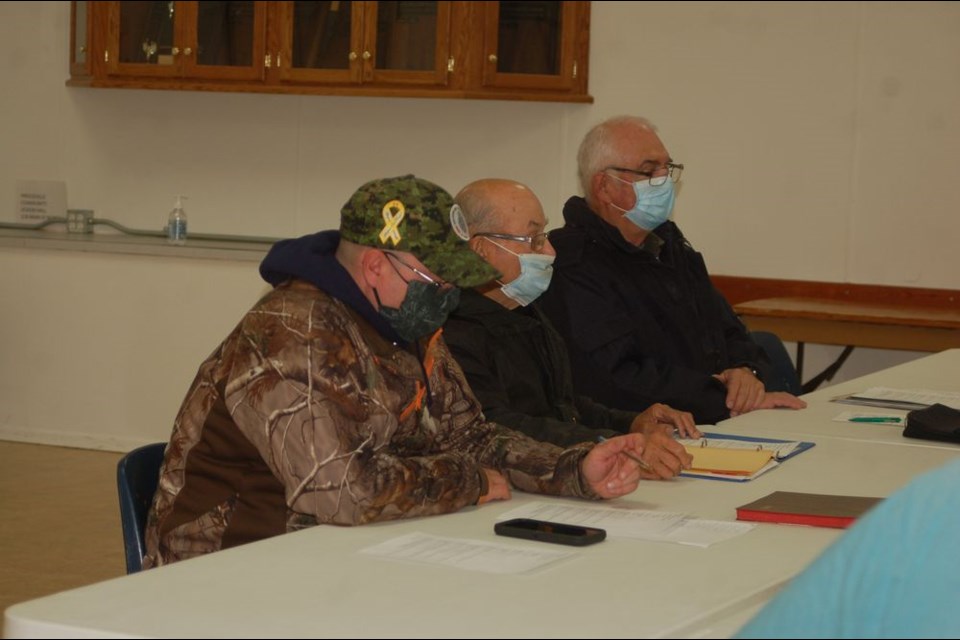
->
[539, 115, 806, 424]
[443, 178, 700, 457]
[735, 458, 960, 638]
[144, 175, 672, 568]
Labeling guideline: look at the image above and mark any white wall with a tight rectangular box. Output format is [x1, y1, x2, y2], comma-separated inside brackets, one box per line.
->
[1, 2, 958, 450]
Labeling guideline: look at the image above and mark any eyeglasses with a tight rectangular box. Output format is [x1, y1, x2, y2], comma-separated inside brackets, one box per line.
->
[383, 252, 448, 289]
[472, 232, 549, 252]
[606, 162, 684, 187]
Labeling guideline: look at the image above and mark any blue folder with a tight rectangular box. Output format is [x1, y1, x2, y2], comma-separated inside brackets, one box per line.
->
[680, 432, 816, 482]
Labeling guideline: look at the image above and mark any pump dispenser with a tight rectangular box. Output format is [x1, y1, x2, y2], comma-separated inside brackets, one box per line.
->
[167, 195, 188, 245]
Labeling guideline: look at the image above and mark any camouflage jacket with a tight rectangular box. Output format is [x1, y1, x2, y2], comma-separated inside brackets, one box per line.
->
[143, 280, 596, 567]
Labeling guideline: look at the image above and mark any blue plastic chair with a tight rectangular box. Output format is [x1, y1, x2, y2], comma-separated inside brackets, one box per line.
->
[116, 442, 166, 574]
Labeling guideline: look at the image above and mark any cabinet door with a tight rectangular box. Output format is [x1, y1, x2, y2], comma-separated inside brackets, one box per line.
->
[104, 1, 266, 80]
[105, 1, 184, 77]
[363, 1, 451, 87]
[480, 0, 583, 92]
[276, 0, 364, 84]
[276, 1, 450, 88]
[181, 1, 267, 81]
[71, 1, 92, 78]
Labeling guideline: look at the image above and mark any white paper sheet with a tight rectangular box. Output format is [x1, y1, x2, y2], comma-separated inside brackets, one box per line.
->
[359, 531, 574, 574]
[678, 437, 801, 460]
[835, 386, 960, 410]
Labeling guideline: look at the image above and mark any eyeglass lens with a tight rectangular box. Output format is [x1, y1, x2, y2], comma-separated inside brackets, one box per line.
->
[385, 252, 441, 287]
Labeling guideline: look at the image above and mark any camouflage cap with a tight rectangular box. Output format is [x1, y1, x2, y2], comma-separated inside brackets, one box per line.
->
[340, 175, 500, 288]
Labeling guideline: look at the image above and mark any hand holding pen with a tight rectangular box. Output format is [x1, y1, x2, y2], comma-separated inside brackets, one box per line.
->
[597, 434, 691, 480]
[597, 435, 655, 473]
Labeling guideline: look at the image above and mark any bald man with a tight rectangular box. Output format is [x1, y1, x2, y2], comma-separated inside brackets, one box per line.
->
[443, 178, 696, 479]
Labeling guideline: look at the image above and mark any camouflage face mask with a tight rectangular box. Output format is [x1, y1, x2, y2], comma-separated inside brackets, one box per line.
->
[377, 281, 461, 342]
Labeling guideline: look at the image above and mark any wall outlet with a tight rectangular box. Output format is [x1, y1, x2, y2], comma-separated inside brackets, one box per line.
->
[66, 209, 94, 233]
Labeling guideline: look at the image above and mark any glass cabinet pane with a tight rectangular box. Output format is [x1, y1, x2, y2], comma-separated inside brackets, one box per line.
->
[196, 1, 256, 67]
[292, 1, 353, 70]
[119, 1, 177, 65]
[375, 1, 437, 72]
[496, 1, 560, 75]
[74, 1, 88, 64]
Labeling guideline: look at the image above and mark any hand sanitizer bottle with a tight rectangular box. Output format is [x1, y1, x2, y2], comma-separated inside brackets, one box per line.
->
[167, 195, 188, 245]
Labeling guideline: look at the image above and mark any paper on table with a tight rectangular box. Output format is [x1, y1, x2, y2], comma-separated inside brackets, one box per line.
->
[834, 386, 960, 411]
[683, 446, 773, 475]
[359, 532, 574, 574]
[677, 437, 801, 460]
[680, 459, 780, 482]
[660, 519, 756, 548]
[497, 502, 753, 547]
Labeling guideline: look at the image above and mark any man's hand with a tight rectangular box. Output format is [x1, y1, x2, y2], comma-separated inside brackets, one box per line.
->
[630, 403, 701, 438]
[477, 468, 511, 505]
[746, 391, 807, 413]
[631, 423, 694, 480]
[714, 367, 765, 415]
[581, 432, 692, 498]
[582, 433, 644, 498]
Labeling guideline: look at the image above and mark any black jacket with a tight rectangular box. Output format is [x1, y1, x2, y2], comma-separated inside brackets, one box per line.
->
[443, 289, 635, 447]
[539, 197, 771, 424]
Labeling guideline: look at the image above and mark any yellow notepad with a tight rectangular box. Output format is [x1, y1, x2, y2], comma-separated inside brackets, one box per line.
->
[683, 446, 775, 476]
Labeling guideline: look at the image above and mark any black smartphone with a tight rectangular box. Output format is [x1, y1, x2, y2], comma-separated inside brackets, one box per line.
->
[494, 518, 606, 546]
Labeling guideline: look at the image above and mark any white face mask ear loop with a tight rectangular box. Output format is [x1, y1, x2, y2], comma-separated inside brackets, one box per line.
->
[480, 235, 520, 287]
[604, 171, 634, 215]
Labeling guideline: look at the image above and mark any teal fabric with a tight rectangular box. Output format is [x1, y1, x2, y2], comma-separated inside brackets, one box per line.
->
[735, 459, 960, 638]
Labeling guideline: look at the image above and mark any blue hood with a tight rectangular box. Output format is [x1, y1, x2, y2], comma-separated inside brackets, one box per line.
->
[259, 230, 403, 343]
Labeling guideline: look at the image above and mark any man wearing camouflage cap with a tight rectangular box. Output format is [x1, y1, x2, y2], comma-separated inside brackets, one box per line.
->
[144, 175, 653, 568]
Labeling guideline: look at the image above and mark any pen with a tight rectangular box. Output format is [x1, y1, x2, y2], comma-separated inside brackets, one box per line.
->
[849, 416, 902, 424]
[596, 436, 654, 473]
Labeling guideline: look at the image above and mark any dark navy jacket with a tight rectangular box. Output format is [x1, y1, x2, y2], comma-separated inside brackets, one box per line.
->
[539, 197, 770, 424]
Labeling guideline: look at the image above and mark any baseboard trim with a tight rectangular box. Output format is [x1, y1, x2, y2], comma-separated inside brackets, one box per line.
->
[0, 425, 149, 453]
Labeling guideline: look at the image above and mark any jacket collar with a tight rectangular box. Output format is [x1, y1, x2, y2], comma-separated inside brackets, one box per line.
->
[456, 289, 540, 333]
[259, 230, 404, 343]
[562, 196, 670, 258]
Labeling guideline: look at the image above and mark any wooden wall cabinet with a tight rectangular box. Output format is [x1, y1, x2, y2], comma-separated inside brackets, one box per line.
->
[70, 1, 592, 103]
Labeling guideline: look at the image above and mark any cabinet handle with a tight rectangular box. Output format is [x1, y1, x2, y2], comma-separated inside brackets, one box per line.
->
[349, 51, 357, 61]
[171, 46, 180, 56]
[183, 47, 192, 56]
[362, 51, 371, 60]
[572, 60, 578, 79]
[447, 57, 455, 73]
[488, 54, 497, 63]
[265, 53, 271, 68]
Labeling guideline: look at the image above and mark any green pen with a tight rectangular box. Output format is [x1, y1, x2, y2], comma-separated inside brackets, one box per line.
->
[849, 416, 903, 424]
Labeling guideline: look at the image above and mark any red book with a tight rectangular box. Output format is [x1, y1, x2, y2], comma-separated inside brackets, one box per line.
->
[736, 491, 884, 529]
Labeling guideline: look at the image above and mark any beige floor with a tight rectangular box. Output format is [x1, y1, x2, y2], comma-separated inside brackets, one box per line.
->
[0, 441, 126, 616]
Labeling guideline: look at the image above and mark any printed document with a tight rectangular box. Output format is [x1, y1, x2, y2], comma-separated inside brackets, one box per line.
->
[834, 386, 960, 410]
[360, 532, 573, 574]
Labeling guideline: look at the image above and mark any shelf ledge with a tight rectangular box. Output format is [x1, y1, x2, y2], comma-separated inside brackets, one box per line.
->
[0, 229, 275, 263]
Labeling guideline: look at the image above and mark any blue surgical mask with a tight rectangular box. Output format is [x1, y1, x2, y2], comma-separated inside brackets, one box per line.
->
[608, 174, 676, 231]
[483, 238, 554, 306]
